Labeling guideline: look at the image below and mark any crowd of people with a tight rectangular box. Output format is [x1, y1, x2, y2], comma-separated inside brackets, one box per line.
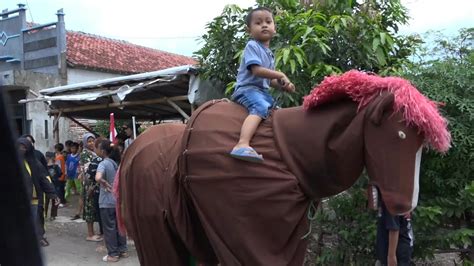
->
[17, 121, 139, 263]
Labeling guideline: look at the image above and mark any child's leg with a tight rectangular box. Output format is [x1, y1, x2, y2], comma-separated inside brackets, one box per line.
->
[51, 199, 58, 218]
[230, 89, 274, 162]
[65, 179, 71, 200]
[71, 179, 77, 194]
[59, 181, 66, 203]
[233, 114, 262, 149]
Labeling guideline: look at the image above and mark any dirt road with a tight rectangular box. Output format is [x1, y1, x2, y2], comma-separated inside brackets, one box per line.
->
[41, 195, 140, 265]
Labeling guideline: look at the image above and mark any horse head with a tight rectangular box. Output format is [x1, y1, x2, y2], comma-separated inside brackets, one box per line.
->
[363, 92, 423, 215]
[303, 70, 451, 215]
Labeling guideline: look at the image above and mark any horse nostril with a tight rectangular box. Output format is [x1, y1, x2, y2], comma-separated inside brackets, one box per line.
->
[398, 131, 406, 139]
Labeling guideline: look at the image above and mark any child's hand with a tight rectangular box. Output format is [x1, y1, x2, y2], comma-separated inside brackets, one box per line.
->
[101, 180, 113, 192]
[278, 76, 290, 87]
[283, 82, 296, 93]
[279, 77, 295, 93]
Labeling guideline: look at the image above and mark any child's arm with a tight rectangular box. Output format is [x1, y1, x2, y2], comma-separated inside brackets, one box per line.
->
[55, 165, 62, 180]
[251, 65, 295, 92]
[250, 65, 286, 80]
[387, 229, 399, 266]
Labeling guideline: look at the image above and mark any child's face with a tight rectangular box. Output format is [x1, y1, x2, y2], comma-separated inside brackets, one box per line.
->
[248, 10, 276, 44]
[86, 137, 95, 151]
[71, 146, 78, 154]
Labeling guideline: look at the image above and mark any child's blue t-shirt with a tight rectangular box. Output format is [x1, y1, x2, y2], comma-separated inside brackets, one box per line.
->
[66, 153, 80, 179]
[234, 39, 275, 92]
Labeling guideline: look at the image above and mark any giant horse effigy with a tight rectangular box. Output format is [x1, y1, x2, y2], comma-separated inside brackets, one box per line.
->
[117, 70, 450, 265]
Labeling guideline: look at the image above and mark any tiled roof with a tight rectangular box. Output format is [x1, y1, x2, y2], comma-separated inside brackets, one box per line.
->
[66, 31, 197, 74]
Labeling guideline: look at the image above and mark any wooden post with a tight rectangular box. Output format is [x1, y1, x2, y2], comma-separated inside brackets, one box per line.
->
[53, 114, 60, 144]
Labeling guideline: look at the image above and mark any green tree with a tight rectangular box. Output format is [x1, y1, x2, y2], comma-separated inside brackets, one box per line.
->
[404, 28, 474, 262]
[194, 0, 419, 107]
[93, 120, 127, 138]
[311, 176, 378, 265]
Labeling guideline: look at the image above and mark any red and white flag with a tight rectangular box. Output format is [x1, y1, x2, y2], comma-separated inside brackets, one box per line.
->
[109, 113, 117, 143]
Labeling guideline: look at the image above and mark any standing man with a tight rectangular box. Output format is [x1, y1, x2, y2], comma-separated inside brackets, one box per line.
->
[122, 122, 139, 150]
[375, 191, 414, 266]
[22, 134, 50, 246]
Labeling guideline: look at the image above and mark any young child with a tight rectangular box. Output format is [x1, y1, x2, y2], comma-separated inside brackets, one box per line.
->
[65, 142, 82, 220]
[55, 143, 67, 205]
[230, 7, 295, 163]
[45, 151, 62, 221]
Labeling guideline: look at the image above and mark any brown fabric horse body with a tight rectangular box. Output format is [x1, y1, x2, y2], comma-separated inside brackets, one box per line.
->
[119, 91, 425, 265]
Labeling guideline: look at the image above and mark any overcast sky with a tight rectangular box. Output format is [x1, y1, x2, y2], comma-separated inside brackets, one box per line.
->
[2, 0, 473, 57]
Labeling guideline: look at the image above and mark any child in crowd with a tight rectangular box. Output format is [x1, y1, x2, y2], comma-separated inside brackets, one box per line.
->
[64, 140, 73, 157]
[65, 142, 82, 220]
[55, 143, 67, 205]
[44, 151, 62, 221]
[230, 7, 295, 163]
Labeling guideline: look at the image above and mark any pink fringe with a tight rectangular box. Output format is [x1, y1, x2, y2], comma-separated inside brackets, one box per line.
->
[113, 165, 128, 236]
[303, 70, 451, 153]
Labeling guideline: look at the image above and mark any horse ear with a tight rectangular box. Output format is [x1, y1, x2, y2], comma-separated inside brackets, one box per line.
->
[367, 92, 395, 125]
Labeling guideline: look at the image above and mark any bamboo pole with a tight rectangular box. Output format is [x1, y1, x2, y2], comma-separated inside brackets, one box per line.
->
[166, 98, 190, 120]
[66, 116, 99, 136]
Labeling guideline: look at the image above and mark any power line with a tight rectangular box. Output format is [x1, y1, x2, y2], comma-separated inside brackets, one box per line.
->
[24, 0, 34, 22]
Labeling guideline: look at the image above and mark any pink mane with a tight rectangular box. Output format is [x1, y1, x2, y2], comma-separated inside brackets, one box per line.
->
[303, 70, 451, 153]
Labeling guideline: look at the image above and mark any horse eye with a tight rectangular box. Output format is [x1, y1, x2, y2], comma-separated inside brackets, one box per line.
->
[398, 131, 406, 139]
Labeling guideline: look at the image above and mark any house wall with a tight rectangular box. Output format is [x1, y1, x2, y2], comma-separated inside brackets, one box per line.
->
[12, 70, 73, 153]
[67, 68, 122, 84]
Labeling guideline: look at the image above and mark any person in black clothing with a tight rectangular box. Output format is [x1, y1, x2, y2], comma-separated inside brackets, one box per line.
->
[44, 152, 62, 221]
[17, 137, 59, 247]
[21, 134, 49, 245]
[376, 200, 414, 266]
[22, 134, 48, 171]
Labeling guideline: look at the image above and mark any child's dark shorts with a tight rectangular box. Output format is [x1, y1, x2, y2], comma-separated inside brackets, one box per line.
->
[232, 87, 274, 119]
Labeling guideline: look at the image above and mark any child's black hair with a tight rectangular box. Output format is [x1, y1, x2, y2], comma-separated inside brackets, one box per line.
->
[70, 142, 79, 148]
[54, 143, 64, 152]
[45, 151, 55, 160]
[245, 7, 274, 27]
